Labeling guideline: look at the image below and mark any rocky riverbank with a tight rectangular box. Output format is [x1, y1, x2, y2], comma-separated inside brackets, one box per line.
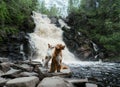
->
[0, 58, 99, 87]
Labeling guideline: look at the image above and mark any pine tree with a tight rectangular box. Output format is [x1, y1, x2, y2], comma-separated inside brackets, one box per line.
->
[0, 0, 37, 41]
[67, 0, 120, 57]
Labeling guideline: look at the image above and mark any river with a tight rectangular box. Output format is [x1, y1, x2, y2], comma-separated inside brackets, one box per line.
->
[30, 11, 120, 87]
[69, 61, 120, 87]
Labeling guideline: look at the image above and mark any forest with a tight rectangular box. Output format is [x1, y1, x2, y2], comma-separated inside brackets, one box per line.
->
[0, 0, 120, 61]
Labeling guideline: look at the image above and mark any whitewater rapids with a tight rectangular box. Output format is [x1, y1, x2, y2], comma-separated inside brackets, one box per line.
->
[29, 11, 78, 63]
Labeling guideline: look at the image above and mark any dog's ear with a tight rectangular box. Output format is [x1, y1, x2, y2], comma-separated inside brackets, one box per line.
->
[48, 43, 50, 48]
[61, 45, 65, 50]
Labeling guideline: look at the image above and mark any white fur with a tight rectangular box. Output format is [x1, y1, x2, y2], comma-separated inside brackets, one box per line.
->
[43, 45, 54, 68]
[56, 54, 62, 65]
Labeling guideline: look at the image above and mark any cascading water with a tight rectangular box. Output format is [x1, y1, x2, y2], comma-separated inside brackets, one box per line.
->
[20, 44, 26, 60]
[29, 11, 78, 63]
[29, 11, 120, 87]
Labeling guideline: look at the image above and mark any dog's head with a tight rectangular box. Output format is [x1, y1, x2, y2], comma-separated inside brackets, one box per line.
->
[55, 44, 65, 50]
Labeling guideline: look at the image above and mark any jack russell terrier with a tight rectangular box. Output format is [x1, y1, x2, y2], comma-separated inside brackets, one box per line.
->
[42, 44, 54, 69]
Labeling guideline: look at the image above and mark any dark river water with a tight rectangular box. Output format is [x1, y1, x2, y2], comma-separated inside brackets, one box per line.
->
[69, 61, 120, 87]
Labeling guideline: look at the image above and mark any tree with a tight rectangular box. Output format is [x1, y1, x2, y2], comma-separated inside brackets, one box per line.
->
[0, 0, 37, 41]
[67, 0, 120, 57]
[38, 1, 61, 17]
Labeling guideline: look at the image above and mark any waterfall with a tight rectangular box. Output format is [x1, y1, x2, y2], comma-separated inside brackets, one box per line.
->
[29, 11, 78, 63]
[20, 44, 26, 60]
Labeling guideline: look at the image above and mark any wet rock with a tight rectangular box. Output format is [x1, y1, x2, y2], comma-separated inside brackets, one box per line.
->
[2, 68, 21, 78]
[62, 27, 94, 60]
[66, 78, 88, 87]
[37, 76, 74, 87]
[20, 64, 33, 72]
[6, 76, 39, 87]
[0, 31, 33, 62]
[0, 70, 4, 76]
[18, 72, 38, 77]
[0, 77, 8, 87]
[86, 83, 98, 87]
[40, 64, 72, 78]
[0, 62, 11, 72]
[0, 57, 9, 63]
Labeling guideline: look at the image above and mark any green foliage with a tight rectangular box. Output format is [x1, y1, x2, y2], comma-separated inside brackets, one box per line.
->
[67, 0, 81, 13]
[0, 0, 37, 41]
[37, 1, 61, 17]
[67, 0, 120, 56]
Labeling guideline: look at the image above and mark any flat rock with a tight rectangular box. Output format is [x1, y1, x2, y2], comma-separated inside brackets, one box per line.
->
[20, 64, 33, 71]
[40, 64, 72, 77]
[86, 83, 98, 87]
[65, 78, 88, 83]
[37, 76, 74, 87]
[6, 76, 39, 87]
[1, 68, 21, 78]
[18, 72, 38, 77]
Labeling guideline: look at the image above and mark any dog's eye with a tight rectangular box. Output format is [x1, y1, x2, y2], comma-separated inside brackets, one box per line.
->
[45, 57, 48, 59]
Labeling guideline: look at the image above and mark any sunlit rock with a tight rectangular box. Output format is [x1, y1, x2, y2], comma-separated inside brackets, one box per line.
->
[6, 76, 39, 87]
[37, 76, 74, 87]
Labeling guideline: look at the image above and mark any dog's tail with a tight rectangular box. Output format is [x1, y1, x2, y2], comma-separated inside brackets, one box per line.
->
[61, 64, 68, 69]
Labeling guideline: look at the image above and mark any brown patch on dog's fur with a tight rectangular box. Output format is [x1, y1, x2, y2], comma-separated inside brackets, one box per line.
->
[50, 44, 65, 73]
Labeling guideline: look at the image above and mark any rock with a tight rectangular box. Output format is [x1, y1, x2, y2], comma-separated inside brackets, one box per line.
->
[20, 64, 33, 71]
[40, 64, 72, 78]
[0, 31, 33, 61]
[66, 78, 88, 83]
[2, 68, 21, 78]
[6, 76, 39, 87]
[86, 83, 98, 87]
[0, 62, 11, 72]
[0, 57, 9, 63]
[37, 76, 74, 87]
[0, 77, 8, 87]
[65, 78, 88, 87]
[39, 63, 72, 77]
[58, 19, 70, 29]
[0, 70, 4, 76]
[18, 72, 38, 77]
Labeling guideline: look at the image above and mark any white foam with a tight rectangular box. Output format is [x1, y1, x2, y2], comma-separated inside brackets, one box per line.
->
[29, 12, 78, 63]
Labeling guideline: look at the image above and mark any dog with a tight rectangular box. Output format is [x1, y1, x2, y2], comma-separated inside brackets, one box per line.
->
[42, 44, 54, 69]
[50, 44, 65, 72]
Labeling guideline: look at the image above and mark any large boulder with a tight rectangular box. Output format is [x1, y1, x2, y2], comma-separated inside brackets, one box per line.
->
[0, 62, 11, 72]
[62, 26, 102, 60]
[6, 76, 39, 87]
[37, 76, 74, 87]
